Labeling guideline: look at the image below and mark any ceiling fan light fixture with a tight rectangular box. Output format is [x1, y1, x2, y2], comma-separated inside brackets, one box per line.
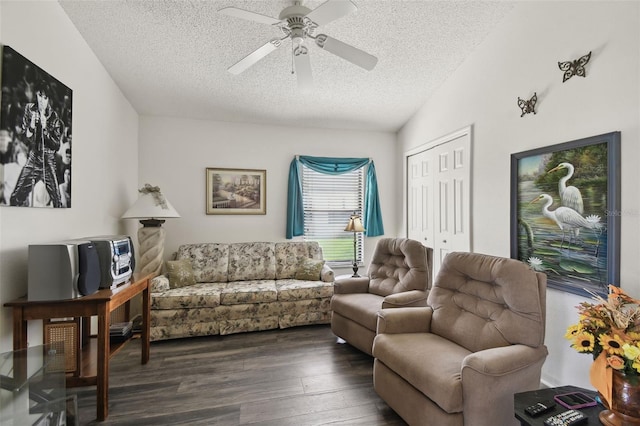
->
[291, 28, 305, 45]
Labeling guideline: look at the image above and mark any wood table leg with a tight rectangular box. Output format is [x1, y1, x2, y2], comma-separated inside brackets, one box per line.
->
[12, 307, 27, 350]
[12, 307, 27, 382]
[97, 302, 110, 421]
[141, 283, 150, 364]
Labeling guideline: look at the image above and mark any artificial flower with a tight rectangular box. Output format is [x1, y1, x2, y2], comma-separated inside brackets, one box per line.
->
[564, 324, 581, 340]
[565, 285, 640, 377]
[599, 333, 625, 356]
[607, 355, 626, 370]
[572, 332, 595, 353]
[623, 343, 640, 361]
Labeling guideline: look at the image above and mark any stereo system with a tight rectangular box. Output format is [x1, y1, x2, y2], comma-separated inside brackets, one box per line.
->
[27, 235, 135, 301]
[88, 235, 136, 289]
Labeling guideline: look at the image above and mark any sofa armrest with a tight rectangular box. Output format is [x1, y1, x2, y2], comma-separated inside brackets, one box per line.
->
[382, 290, 428, 308]
[334, 276, 370, 294]
[150, 275, 170, 293]
[461, 345, 549, 426]
[376, 307, 432, 334]
[320, 264, 335, 283]
[462, 344, 548, 376]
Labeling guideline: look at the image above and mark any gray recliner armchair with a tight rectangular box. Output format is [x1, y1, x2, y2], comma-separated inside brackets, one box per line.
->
[330, 237, 433, 356]
[372, 251, 548, 426]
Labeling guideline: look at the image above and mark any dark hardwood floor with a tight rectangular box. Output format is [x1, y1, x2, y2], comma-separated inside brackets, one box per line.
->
[70, 325, 406, 425]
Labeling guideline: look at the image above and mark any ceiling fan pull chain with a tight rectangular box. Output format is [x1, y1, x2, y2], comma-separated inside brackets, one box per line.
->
[291, 45, 295, 75]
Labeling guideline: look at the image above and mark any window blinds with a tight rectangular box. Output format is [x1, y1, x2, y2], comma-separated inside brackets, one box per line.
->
[301, 166, 364, 264]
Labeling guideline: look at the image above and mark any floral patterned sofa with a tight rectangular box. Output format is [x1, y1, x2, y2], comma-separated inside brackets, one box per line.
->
[149, 241, 335, 341]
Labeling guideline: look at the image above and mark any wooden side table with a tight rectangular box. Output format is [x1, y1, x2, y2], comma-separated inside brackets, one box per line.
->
[4, 273, 153, 421]
[514, 385, 603, 426]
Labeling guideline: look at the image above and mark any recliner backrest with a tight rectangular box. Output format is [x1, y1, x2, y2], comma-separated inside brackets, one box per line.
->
[427, 252, 546, 353]
[368, 238, 431, 297]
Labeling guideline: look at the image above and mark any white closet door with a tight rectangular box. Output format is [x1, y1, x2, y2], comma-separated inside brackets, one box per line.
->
[406, 127, 471, 277]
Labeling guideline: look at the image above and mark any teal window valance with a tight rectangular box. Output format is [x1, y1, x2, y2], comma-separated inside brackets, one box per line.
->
[286, 155, 384, 239]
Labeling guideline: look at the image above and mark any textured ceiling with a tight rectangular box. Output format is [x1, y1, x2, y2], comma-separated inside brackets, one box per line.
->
[59, 0, 514, 132]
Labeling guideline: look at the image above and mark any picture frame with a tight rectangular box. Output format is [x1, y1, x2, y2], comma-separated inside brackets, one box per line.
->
[206, 168, 266, 215]
[0, 45, 73, 208]
[510, 131, 621, 297]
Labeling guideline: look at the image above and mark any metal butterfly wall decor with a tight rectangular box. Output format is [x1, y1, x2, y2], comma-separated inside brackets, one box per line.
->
[518, 92, 537, 117]
[558, 51, 592, 83]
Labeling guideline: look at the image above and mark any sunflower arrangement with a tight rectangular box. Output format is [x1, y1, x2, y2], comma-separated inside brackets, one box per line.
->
[565, 285, 640, 377]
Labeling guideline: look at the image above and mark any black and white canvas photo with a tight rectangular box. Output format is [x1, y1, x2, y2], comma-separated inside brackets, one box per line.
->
[0, 45, 72, 208]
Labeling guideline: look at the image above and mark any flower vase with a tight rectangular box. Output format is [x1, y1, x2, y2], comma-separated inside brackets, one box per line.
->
[599, 370, 640, 426]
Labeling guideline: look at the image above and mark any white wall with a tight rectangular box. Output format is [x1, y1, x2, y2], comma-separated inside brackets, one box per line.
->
[398, 1, 639, 389]
[0, 1, 140, 352]
[137, 116, 397, 274]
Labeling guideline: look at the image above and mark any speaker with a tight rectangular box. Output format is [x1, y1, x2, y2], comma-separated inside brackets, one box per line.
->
[77, 242, 100, 296]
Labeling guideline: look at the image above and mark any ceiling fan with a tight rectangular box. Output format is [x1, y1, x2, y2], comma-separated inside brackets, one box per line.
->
[219, 0, 378, 90]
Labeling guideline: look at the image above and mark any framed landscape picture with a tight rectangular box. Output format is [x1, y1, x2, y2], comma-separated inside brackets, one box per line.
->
[206, 167, 266, 215]
[510, 132, 621, 297]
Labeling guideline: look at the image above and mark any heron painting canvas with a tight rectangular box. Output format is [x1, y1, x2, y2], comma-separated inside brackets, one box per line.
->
[510, 132, 620, 297]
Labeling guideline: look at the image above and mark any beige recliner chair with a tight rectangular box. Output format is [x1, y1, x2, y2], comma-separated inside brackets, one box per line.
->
[372, 252, 548, 426]
[330, 237, 432, 356]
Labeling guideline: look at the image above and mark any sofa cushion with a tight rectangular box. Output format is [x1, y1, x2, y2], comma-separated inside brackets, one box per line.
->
[275, 241, 324, 279]
[166, 259, 197, 288]
[228, 242, 276, 281]
[294, 258, 325, 281]
[221, 280, 278, 305]
[151, 282, 225, 310]
[330, 292, 384, 331]
[177, 243, 229, 283]
[373, 332, 470, 414]
[277, 279, 334, 301]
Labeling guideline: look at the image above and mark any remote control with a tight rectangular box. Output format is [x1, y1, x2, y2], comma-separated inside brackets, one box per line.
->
[543, 409, 587, 426]
[525, 400, 556, 417]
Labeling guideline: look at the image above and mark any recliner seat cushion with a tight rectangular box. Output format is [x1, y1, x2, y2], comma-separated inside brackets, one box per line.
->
[373, 332, 470, 413]
[331, 292, 385, 331]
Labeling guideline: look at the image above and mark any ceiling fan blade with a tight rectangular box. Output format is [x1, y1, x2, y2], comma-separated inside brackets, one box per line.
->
[305, 0, 357, 26]
[315, 35, 377, 71]
[218, 7, 281, 25]
[293, 45, 313, 91]
[228, 39, 282, 75]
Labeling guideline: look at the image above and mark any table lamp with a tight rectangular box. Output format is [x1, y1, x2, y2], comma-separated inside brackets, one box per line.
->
[344, 213, 365, 277]
[122, 184, 180, 276]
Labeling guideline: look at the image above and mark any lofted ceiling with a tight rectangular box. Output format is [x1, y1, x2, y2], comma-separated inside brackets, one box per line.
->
[59, 0, 515, 132]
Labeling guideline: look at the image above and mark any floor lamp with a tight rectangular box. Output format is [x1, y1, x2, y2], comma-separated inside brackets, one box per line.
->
[344, 213, 365, 277]
[122, 184, 180, 276]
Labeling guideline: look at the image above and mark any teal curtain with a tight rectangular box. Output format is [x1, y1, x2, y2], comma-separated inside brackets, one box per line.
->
[286, 155, 384, 238]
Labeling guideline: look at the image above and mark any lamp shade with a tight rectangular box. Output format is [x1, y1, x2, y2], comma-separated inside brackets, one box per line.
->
[344, 214, 365, 232]
[121, 184, 180, 220]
